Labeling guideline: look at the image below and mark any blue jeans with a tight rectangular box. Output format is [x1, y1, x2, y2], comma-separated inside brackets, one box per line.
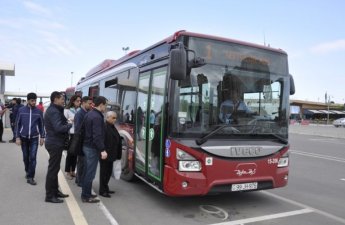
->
[81, 145, 99, 199]
[21, 137, 39, 178]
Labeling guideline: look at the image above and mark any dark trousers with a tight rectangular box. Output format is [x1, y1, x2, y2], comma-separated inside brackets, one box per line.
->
[65, 134, 77, 172]
[81, 146, 98, 199]
[20, 137, 39, 178]
[99, 159, 114, 194]
[0, 119, 3, 141]
[75, 155, 85, 186]
[45, 146, 63, 198]
[11, 123, 15, 141]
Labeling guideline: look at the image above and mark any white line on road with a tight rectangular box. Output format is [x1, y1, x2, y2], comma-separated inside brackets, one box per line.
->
[290, 150, 345, 163]
[210, 208, 313, 225]
[59, 152, 119, 225]
[262, 191, 345, 224]
[341, 179, 345, 181]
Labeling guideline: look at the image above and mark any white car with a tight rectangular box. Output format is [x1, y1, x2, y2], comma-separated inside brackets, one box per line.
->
[333, 118, 345, 127]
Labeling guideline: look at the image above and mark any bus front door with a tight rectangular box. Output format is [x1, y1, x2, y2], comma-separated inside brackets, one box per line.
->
[135, 67, 167, 184]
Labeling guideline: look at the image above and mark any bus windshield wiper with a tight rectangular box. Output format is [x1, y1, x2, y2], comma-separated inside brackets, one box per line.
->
[253, 133, 288, 144]
[195, 124, 240, 145]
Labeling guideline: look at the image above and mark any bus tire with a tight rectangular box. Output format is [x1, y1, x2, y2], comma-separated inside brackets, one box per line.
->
[120, 138, 135, 181]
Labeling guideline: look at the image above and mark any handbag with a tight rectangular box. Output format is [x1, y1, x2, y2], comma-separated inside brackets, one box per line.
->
[68, 133, 83, 155]
[68, 119, 86, 155]
[63, 134, 70, 150]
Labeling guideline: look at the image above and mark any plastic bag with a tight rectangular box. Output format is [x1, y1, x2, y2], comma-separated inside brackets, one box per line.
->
[113, 160, 122, 180]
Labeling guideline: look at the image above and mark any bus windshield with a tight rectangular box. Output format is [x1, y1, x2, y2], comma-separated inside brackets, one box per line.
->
[171, 37, 289, 140]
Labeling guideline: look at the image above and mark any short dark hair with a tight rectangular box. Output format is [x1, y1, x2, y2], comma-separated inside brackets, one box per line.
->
[81, 96, 92, 103]
[16, 98, 22, 104]
[27, 92, 37, 100]
[93, 96, 107, 107]
[50, 91, 63, 102]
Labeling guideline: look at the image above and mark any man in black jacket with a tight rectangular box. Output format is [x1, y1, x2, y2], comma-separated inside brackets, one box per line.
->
[99, 111, 122, 197]
[81, 96, 108, 203]
[44, 91, 72, 203]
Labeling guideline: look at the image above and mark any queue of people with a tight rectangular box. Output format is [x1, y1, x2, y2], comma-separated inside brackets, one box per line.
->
[3, 91, 122, 204]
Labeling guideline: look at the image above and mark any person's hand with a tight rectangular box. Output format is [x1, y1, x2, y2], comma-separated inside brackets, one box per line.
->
[101, 151, 108, 160]
[15, 138, 21, 146]
[40, 138, 45, 146]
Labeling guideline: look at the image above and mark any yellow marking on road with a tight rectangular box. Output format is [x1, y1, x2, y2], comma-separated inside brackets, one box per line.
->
[58, 170, 88, 225]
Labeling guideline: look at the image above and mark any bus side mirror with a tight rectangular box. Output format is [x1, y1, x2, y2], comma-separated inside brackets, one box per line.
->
[289, 74, 295, 95]
[169, 43, 187, 80]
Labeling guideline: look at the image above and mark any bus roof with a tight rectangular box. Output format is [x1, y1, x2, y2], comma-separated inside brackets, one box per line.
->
[83, 30, 287, 80]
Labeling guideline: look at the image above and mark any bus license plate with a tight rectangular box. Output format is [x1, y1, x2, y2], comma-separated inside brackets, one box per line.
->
[231, 182, 258, 191]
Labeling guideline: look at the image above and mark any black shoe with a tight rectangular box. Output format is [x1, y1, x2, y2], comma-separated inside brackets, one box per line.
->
[81, 197, 100, 203]
[108, 190, 115, 194]
[56, 191, 69, 198]
[0, 140, 6, 143]
[27, 178, 37, 185]
[91, 194, 97, 198]
[100, 193, 111, 198]
[45, 197, 64, 203]
[9, 140, 15, 143]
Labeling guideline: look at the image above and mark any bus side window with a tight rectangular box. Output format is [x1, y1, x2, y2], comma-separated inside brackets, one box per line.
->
[118, 69, 138, 124]
[102, 75, 120, 116]
[89, 85, 99, 99]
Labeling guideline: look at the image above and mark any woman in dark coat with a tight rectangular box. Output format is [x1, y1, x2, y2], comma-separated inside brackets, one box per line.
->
[99, 111, 122, 197]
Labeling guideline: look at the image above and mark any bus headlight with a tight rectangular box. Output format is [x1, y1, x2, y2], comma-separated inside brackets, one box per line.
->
[278, 153, 289, 168]
[179, 161, 202, 172]
[177, 149, 201, 171]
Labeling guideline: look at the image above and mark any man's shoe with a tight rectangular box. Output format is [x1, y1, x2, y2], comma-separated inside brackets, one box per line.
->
[56, 191, 69, 198]
[100, 193, 111, 198]
[0, 141, 6, 143]
[108, 190, 115, 194]
[81, 197, 100, 203]
[9, 140, 15, 143]
[45, 197, 64, 203]
[27, 178, 37, 185]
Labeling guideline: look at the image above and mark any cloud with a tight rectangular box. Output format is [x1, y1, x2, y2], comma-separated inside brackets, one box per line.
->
[23, 1, 52, 17]
[311, 39, 345, 54]
[0, 18, 23, 29]
[38, 31, 81, 56]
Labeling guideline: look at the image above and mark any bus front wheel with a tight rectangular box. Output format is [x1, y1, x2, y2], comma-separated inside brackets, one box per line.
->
[120, 138, 135, 181]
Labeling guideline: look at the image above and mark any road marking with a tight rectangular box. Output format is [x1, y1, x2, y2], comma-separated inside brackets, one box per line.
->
[290, 150, 345, 163]
[262, 191, 345, 224]
[341, 178, 345, 181]
[58, 171, 88, 225]
[210, 208, 313, 225]
[59, 152, 119, 225]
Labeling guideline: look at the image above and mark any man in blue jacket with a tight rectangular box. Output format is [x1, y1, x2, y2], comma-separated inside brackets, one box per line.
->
[44, 91, 72, 203]
[81, 96, 108, 203]
[15, 93, 45, 185]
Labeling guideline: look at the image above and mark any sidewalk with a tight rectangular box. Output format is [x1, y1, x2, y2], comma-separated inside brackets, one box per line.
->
[0, 129, 112, 225]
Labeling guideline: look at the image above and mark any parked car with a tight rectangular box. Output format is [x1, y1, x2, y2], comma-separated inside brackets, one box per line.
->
[333, 118, 345, 127]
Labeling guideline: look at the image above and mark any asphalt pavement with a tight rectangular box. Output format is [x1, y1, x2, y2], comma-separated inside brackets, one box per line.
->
[1, 125, 345, 225]
[0, 128, 112, 225]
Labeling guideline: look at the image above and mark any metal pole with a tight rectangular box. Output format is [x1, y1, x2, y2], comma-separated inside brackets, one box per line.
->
[327, 100, 329, 125]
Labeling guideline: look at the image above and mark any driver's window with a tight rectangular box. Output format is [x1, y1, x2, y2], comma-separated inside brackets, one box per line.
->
[243, 81, 281, 118]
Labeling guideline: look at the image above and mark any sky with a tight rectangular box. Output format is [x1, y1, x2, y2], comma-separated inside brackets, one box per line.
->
[1, 0, 345, 103]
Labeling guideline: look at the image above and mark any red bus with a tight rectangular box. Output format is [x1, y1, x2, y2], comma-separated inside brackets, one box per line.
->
[76, 30, 295, 196]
